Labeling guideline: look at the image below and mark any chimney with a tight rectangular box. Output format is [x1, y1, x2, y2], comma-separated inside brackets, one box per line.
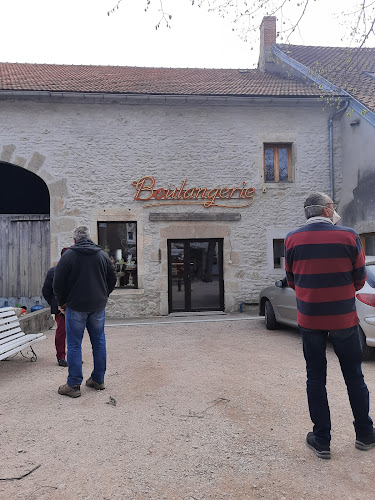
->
[258, 16, 276, 72]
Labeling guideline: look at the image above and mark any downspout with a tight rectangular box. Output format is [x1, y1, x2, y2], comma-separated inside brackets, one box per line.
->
[328, 99, 349, 201]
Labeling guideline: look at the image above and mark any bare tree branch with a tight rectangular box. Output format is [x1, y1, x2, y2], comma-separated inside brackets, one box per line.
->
[107, 0, 375, 49]
[155, 0, 173, 30]
[108, 0, 124, 16]
[359, 16, 375, 47]
[283, 0, 310, 42]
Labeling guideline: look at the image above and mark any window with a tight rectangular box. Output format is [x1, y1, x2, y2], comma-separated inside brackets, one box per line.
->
[361, 233, 375, 255]
[264, 143, 292, 183]
[273, 239, 285, 268]
[98, 221, 138, 289]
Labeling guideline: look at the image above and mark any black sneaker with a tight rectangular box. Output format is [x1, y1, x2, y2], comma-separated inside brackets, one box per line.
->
[355, 430, 375, 451]
[58, 359, 68, 367]
[306, 432, 331, 459]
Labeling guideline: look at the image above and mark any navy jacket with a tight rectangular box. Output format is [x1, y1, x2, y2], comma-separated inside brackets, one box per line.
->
[42, 267, 61, 315]
[53, 239, 117, 312]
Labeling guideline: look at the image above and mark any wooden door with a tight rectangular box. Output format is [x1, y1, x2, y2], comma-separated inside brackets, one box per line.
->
[0, 214, 50, 299]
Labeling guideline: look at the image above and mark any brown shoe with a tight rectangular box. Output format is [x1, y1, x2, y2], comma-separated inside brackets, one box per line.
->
[85, 377, 105, 390]
[58, 383, 81, 398]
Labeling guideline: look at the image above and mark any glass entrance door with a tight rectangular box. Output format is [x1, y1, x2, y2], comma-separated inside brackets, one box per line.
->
[168, 239, 224, 312]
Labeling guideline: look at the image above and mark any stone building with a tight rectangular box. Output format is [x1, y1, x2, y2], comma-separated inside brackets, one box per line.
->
[0, 18, 374, 317]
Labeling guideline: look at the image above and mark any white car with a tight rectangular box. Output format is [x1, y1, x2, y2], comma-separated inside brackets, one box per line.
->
[355, 258, 375, 359]
[259, 257, 375, 361]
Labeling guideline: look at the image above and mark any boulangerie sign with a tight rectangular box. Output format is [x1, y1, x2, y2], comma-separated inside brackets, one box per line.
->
[132, 176, 255, 208]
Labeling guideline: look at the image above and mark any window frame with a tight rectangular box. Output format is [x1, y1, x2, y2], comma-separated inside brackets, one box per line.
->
[272, 238, 285, 269]
[360, 232, 375, 256]
[264, 143, 293, 183]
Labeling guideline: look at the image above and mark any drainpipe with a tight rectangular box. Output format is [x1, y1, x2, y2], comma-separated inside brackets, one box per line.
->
[328, 99, 349, 201]
[239, 301, 253, 313]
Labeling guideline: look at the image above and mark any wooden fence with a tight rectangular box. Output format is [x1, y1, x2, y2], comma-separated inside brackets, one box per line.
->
[0, 215, 50, 299]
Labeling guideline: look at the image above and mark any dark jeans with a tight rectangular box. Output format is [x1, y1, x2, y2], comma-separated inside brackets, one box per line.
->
[300, 325, 373, 445]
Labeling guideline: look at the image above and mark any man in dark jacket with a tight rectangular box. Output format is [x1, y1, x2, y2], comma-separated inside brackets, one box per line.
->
[285, 192, 374, 459]
[42, 247, 69, 367]
[54, 226, 116, 398]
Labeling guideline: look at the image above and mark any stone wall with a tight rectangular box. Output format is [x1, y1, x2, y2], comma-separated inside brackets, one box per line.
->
[339, 110, 375, 234]
[19, 308, 54, 334]
[0, 96, 338, 317]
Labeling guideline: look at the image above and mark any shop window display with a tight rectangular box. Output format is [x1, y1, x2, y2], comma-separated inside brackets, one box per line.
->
[98, 221, 137, 288]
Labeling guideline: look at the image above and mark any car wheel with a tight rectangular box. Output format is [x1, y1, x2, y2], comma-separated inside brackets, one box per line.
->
[265, 300, 278, 330]
[358, 326, 374, 361]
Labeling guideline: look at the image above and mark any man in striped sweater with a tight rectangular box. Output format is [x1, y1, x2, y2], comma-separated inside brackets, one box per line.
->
[285, 192, 374, 459]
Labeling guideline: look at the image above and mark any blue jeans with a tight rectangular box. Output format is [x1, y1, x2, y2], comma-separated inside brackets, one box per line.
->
[300, 325, 373, 445]
[65, 307, 106, 387]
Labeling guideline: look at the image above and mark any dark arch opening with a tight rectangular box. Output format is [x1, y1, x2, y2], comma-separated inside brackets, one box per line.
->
[0, 162, 50, 214]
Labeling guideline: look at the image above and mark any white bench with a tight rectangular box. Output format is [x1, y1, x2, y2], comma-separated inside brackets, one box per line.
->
[0, 307, 46, 361]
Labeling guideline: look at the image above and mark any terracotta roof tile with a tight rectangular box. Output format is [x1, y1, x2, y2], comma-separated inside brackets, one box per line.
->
[277, 44, 375, 112]
[0, 62, 328, 98]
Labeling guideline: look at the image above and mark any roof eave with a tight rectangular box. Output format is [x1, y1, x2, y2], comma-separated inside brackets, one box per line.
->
[0, 89, 331, 105]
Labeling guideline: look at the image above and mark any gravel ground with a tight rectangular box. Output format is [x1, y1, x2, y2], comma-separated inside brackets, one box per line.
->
[1, 315, 374, 500]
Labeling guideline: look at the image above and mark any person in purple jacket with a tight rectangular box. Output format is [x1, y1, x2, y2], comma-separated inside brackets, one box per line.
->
[285, 192, 374, 459]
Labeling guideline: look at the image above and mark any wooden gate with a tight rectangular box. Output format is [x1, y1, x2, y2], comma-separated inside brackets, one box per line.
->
[0, 215, 50, 300]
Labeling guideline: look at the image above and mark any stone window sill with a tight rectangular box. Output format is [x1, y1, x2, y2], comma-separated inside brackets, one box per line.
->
[262, 182, 295, 190]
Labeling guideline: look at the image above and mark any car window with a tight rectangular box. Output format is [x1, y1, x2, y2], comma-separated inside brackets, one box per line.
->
[366, 264, 375, 288]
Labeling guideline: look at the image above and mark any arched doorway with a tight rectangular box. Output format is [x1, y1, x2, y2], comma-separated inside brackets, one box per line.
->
[0, 162, 50, 310]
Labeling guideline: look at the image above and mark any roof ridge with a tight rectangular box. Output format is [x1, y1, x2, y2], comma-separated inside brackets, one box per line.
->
[0, 61, 254, 71]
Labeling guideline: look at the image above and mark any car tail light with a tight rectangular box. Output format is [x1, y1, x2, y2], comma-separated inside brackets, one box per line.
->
[357, 294, 375, 307]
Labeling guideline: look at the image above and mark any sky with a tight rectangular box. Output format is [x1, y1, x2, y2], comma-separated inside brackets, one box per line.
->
[1, 0, 373, 69]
